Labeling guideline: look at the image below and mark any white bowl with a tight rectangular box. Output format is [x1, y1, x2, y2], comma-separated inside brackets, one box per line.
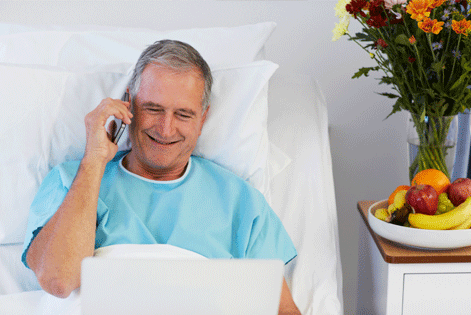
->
[368, 200, 471, 250]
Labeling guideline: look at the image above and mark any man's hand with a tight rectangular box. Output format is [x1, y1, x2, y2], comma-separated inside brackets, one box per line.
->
[279, 278, 301, 315]
[83, 97, 133, 164]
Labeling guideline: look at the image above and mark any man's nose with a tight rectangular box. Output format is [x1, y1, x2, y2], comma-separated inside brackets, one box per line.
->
[159, 113, 176, 138]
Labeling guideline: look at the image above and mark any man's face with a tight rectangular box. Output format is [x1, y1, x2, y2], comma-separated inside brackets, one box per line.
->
[127, 64, 208, 179]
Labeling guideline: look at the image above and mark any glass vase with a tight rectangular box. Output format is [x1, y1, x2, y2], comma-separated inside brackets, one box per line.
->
[407, 113, 458, 182]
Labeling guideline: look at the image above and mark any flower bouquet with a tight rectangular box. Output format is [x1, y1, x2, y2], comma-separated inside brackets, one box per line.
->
[333, 0, 471, 181]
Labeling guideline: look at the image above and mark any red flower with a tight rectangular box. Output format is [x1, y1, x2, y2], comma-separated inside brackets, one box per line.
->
[408, 56, 416, 63]
[346, 0, 368, 18]
[367, 14, 388, 28]
[369, 0, 385, 16]
[366, 0, 388, 28]
[375, 38, 388, 48]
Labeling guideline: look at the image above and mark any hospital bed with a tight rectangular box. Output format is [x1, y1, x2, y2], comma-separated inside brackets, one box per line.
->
[0, 3, 343, 314]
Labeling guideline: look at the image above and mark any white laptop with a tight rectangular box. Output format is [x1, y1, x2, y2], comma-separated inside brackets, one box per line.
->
[81, 257, 284, 315]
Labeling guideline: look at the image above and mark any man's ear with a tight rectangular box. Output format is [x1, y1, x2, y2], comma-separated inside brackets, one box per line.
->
[199, 104, 210, 135]
[126, 87, 134, 113]
[202, 104, 210, 125]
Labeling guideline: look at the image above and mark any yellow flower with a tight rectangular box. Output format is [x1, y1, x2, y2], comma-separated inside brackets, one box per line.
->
[409, 35, 417, 44]
[406, 0, 433, 21]
[332, 18, 350, 41]
[370, 53, 375, 58]
[332, 0, 351, 41]
[335, 0, 351, 18]
[418, 18, 445, 34]
[452, 19, 471, 36]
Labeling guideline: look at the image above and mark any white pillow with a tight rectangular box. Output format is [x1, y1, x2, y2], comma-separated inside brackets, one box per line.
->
[0, 64, 131, 244]
[196, 61, 282, 197]
[0, 60, 288, 244]
[0, 22, 275, 71]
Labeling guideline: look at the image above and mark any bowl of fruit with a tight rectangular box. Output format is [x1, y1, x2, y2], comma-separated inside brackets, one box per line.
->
[368, 169, 471, 250]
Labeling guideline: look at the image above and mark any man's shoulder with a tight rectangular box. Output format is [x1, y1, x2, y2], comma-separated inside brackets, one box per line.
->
[191, 156, 243, 181]
[190, 156, 264, 198]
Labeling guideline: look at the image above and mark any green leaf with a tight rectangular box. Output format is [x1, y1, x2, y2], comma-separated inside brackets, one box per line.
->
[377, 92, 399, 99]
[380, 75, 402, 86]
[461, 58, 471, 71]
[349, 32, 374, 43]
[395, 34, 410, 46]
[352, 66, 380, 79]
[420, 106, 426, 122]
[385, 98, 405, 120]
[431, 61, 444, 74]
[450, 73, 468, 93]
[396, 46, 407, 55]
[423, 88, 438, 99]
[462, 92, 471, 105]
[432, 83, 444, 94]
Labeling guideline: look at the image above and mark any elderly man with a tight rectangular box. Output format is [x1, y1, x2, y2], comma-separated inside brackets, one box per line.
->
[22, 40, 300, 314]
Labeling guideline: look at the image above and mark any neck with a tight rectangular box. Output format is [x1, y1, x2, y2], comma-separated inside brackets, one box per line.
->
[122, 153, 188, 181]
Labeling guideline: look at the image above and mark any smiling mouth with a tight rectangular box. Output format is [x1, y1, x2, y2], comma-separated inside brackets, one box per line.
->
[147, 134, 179, 146]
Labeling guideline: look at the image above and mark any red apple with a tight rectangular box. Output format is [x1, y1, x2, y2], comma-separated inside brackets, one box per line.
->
[447, 178, 471, 207]
[405, 184, 438, 215]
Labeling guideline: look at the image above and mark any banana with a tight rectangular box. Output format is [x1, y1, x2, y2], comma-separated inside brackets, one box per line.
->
[451, 212, 471, 230]
[408, 197, 471, 230]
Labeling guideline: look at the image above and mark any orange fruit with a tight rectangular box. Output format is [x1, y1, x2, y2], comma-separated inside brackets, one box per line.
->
[388, 185, 411, 205]
[411, 169, 450, 195]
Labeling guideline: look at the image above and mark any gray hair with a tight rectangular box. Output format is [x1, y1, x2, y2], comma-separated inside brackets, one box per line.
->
[127, 39, 212, 112]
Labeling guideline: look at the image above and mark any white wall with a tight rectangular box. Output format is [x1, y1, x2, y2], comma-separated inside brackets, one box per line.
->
[0, 1, 410, 313]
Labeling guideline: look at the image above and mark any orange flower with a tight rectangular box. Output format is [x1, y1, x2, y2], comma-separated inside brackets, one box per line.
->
[418, 18, 445, 34]
[406, 0, 432, 21]
[452, 19, 471, 36]
[409, 35, 417, 44]
[429, 0, 446, 9]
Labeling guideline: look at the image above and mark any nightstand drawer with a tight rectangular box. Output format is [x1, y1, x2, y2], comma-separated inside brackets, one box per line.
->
[403, 273, 471, 314]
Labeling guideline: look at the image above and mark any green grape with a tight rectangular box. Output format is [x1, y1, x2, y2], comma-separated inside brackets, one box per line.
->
[436, 193, 454, 214]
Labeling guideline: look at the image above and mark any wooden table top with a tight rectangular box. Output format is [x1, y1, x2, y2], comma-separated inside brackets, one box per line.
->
[358, 200, 471, 264]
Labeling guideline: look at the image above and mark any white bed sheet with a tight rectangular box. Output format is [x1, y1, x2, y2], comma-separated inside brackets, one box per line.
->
[0, 243, 40, 295]
[267, 74, 342, 314]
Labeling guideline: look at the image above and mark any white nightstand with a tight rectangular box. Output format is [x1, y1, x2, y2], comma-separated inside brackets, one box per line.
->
[357, 200, 471, 315]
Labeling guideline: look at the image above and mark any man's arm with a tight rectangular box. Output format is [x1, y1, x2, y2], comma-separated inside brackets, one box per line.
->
[26, 159, 106, 298]
[26, 97, 132, 298]
[279, 278, 301, 315]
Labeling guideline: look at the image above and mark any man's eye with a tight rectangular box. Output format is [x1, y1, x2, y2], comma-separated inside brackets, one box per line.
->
[147, 108, 163, 113]
[177, 113, 192, 119]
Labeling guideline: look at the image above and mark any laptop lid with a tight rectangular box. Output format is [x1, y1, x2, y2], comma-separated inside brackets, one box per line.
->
[81, 258, 284, 315]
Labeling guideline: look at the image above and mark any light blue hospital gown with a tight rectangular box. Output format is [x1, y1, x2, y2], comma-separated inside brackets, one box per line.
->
[22, 151, 297, 268]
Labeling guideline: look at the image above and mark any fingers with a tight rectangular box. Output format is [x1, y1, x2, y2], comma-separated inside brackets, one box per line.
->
[114, 99, 133, 125]
[83, 96, 133, 163]
[98, 97, 133, 125]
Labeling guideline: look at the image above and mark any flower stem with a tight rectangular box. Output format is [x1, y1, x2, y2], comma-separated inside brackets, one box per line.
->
[449, 34, 462, 85]
[426, 33, 437, 62]
[409, 114, 454, 181]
